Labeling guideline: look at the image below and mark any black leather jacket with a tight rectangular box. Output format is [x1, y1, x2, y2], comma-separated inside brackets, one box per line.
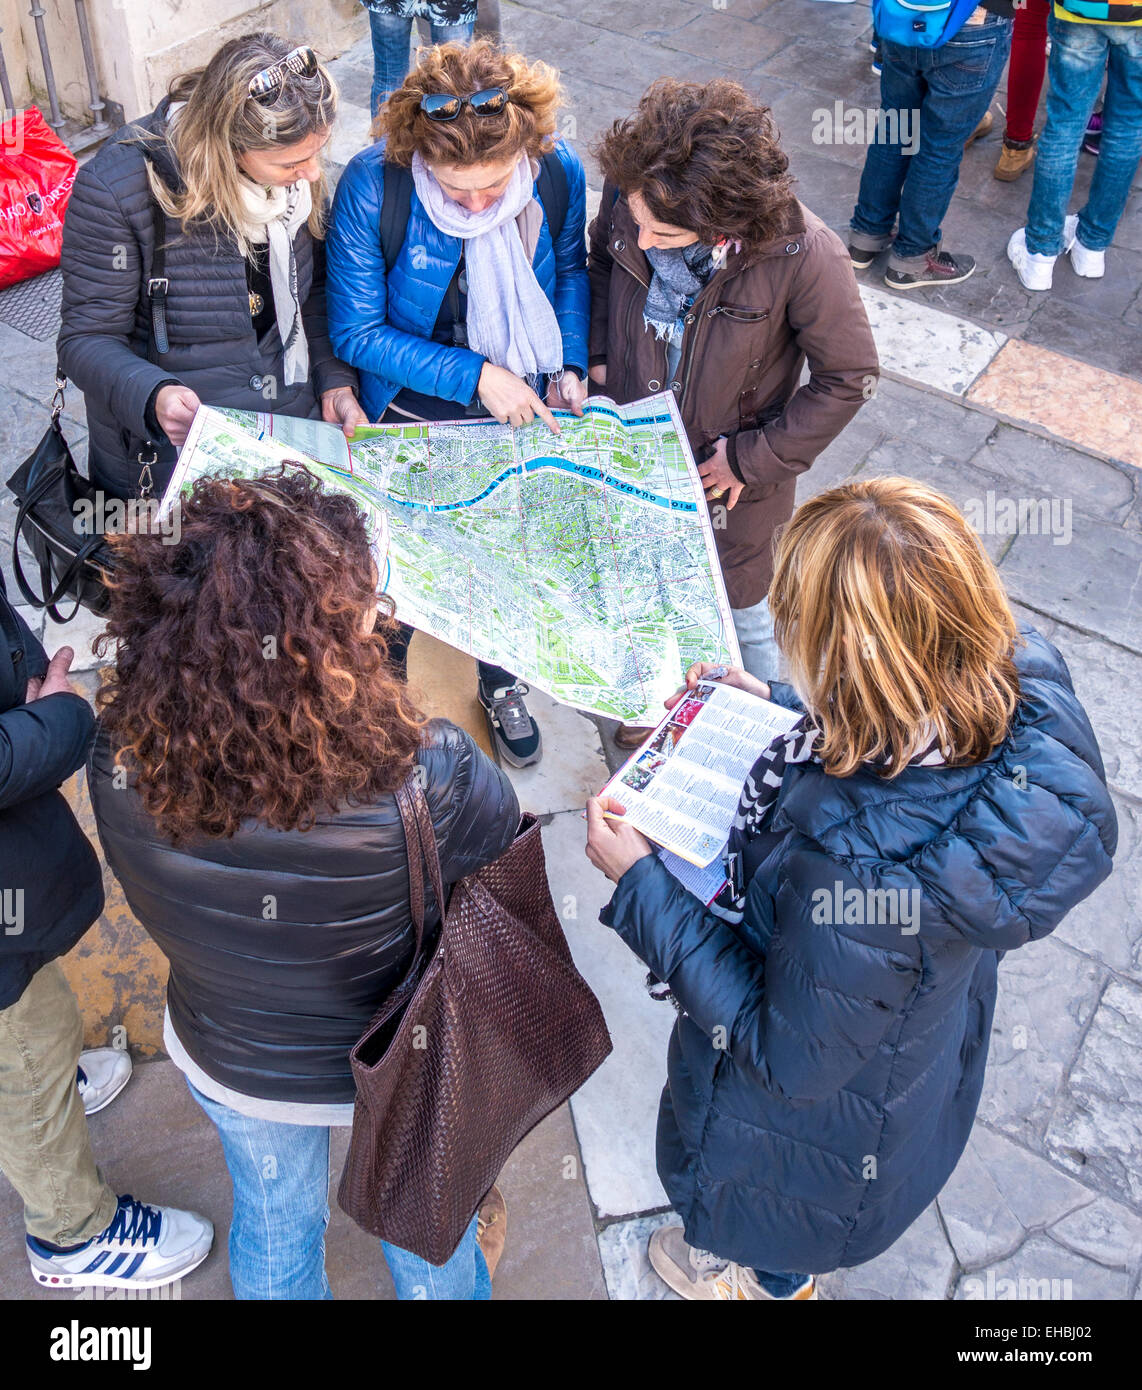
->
[89, 718, 519, 1102]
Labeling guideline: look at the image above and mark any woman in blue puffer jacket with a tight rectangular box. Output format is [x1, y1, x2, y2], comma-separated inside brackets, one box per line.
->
[586, 476, 1117, 1301]
[326, 38, 589, 768]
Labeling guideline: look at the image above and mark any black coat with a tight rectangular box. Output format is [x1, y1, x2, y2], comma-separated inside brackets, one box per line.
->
[57, 97, 358, 498]
[89, 719, 520, 1102]
[0, 587, 103, 1009]
[601, 627, 1117, 1273]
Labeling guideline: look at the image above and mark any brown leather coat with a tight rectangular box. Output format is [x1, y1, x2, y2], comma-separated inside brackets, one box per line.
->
[587, 188, 879, 608]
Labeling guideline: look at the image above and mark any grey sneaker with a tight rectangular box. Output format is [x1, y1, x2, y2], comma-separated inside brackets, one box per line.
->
[885, 248, 976, 290]
[477, 677, 542, 768]
[648, 1225, 817, 1301]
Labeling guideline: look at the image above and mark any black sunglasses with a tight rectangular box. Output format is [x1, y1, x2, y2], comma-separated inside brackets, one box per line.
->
[248, 46, 320, 102]
[419, 88, 510, 122]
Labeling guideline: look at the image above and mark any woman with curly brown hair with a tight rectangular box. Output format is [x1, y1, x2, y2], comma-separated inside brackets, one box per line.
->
[588, 80, 879, 748]
[87, 467, 520, 1300]
[326, 39, 591, 768]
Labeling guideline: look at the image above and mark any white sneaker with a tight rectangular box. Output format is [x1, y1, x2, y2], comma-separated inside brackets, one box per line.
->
[76, 1048, 132, 1116]
[27, 1194, 214, 1291]
[1007, 227, 1056, 291]
[1065, 214, 1106, 278]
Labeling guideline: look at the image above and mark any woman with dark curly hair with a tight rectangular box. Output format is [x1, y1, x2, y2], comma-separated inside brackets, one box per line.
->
[86, 467, 520, 1300]
[588, 80, 880, 747]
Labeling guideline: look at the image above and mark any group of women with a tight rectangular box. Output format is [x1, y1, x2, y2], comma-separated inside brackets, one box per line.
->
[24, 31, 1116, 1300]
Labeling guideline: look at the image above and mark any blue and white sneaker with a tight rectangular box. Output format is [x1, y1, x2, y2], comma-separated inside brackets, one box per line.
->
[27, 1194, 213, 1291]
[77, 1048, 133, 1116]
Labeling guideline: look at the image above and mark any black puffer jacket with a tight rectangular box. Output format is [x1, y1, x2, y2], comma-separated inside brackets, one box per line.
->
[88, 719, 519, 1102]
[57, 96, 358, 498]
[0, 585, 103, 1009]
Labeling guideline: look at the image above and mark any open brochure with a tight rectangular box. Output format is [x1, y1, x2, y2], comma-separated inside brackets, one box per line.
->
[599, 680, 802, 873]
[161, 397, 741, 725]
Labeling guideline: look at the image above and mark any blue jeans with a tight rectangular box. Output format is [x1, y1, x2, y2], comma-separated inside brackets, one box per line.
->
[851, 16, 1013, 265]
[187, 1081, 491, 1300]
[755, 1268, 810, 1297]
[1026, 14, 1142, 255]
[368, 11, 476, 115]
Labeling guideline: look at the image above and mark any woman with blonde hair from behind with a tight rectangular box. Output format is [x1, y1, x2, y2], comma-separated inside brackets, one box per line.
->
[586, 476, 1116, 1301]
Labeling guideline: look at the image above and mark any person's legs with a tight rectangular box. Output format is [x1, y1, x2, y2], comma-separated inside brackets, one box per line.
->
[1025, 16, 1110, 255]
[368, 9, 415, 116]
[850, 43, 927, 251]
[429, 19, 476, 47]
[890, 18, 1013, 265]
[1074, 24, 1142, 251]
[186, 1081, 333, 1300]
[477, 665, 542, 766]
[0, 961, 118, 1246]
[730, 596, 781, 685]
[1005, 0, 1050, 144]
[753, 1268, 814, 1297]
[381, 1211, 491, 1300]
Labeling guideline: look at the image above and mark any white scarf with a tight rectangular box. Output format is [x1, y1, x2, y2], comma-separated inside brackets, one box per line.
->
[236, 176, 313, 387]
[410, 151, 563, 382]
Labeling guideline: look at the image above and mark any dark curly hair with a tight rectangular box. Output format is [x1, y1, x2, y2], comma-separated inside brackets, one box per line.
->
[377, 38, 562, 167]
[593, 79, 797, 252]
[94, 466, 425, 842]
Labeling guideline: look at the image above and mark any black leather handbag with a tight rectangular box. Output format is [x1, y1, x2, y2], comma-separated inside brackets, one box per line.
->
[5, 375, 156, 623]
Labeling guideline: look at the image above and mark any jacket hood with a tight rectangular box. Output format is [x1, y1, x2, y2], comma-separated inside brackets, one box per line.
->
[771, 627, 1117, 953]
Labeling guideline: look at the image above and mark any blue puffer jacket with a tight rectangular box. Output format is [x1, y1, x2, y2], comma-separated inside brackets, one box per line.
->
[601, 627, 1117, 1274]
[325, 140, 589, 422]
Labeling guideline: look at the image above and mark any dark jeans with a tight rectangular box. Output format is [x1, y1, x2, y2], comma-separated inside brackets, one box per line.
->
[754, 1268, 810, 1297]
[386, 620, 515, 692]
[851, 14, 1013, 266]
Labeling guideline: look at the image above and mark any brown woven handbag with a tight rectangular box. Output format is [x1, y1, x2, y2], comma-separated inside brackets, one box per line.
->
[337, 774, 612, 1265]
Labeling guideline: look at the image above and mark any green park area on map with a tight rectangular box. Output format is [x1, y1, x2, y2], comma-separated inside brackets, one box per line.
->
[163, 396, 740, 722]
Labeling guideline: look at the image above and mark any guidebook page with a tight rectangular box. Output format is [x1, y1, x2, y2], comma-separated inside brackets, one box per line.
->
[600, 680, 802, 867]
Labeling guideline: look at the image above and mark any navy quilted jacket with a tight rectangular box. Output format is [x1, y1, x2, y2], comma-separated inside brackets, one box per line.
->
[600, 627, 1116, 1273]
[325, 139, 590, 422]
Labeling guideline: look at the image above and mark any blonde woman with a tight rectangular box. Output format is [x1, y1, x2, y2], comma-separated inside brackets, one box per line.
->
[586, 476, 1116, 1301]
[58, 32, 366, 498]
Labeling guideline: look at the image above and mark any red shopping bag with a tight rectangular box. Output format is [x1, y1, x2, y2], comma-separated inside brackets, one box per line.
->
[0, 107, 77, 290]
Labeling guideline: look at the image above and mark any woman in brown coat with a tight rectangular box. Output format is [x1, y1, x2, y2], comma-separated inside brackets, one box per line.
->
[588, 80, 879, 743]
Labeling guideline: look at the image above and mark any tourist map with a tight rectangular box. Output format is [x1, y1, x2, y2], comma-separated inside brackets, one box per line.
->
[162, 394, 740, 722]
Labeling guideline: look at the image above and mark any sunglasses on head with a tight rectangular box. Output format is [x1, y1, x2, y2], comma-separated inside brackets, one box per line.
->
[248, 46, 320, 102]
[418, 88, 510, 122]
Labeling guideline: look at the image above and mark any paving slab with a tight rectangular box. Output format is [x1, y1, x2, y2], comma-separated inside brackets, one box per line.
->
[954, 1233, 1132, 1301]
[1044, 976, 1142, 1212]
[1045, 1195, 1142, 1274]
[977, 938, 1106, 1149]
[502, 689, 610, 816]
[937, 1124, 1094, 1270]
[859, 285, 1006, 397]
[542, 810, 674, 1219]
[1053, 795, 1141, 986]
[596, 1212, 680, 1301]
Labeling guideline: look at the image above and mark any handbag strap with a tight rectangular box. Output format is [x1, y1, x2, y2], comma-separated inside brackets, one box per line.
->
[390, 769, 447, 996]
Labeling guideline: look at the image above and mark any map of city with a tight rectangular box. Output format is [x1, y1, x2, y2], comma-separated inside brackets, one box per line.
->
[163, 395, 741, 722]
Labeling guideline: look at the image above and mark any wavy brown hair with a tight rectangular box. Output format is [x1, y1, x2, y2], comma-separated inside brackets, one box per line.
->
[593, 78, 797, 253]
[768, 477, 1022, 779]
[376, 38, 562, 167]
[94, 467, 425, 841]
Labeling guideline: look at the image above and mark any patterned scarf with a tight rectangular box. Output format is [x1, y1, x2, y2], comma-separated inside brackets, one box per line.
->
[642, 241, 717, 344]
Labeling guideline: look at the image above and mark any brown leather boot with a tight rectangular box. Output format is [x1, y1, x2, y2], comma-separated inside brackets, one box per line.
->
[476, 1185, 507, 1280]
[614, 722, 656, 751]
[994, 140, 1036, 182]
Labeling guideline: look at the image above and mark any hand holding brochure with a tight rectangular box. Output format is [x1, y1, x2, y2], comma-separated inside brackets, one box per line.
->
[599, 680, 802, 868]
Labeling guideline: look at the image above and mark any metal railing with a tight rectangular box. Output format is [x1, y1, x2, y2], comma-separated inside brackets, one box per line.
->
[2, 1, 110, 140]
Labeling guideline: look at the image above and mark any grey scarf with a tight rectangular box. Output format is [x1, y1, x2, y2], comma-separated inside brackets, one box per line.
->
[643, 241, 716, 344]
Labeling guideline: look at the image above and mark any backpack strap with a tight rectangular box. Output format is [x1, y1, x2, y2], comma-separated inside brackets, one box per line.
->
[380, 159, 414, 275]
[536, 147, 569, 243]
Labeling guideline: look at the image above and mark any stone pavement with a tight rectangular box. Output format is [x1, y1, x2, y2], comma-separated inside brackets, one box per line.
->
[1, 0, 1141, 1301]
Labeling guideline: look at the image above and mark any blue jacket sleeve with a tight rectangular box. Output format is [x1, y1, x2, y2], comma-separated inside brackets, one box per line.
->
[0, 693, 96, 811]
[550, 141, 590, 379]
[325, 151, 485, 411]
[602, 850, 918, 1104]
